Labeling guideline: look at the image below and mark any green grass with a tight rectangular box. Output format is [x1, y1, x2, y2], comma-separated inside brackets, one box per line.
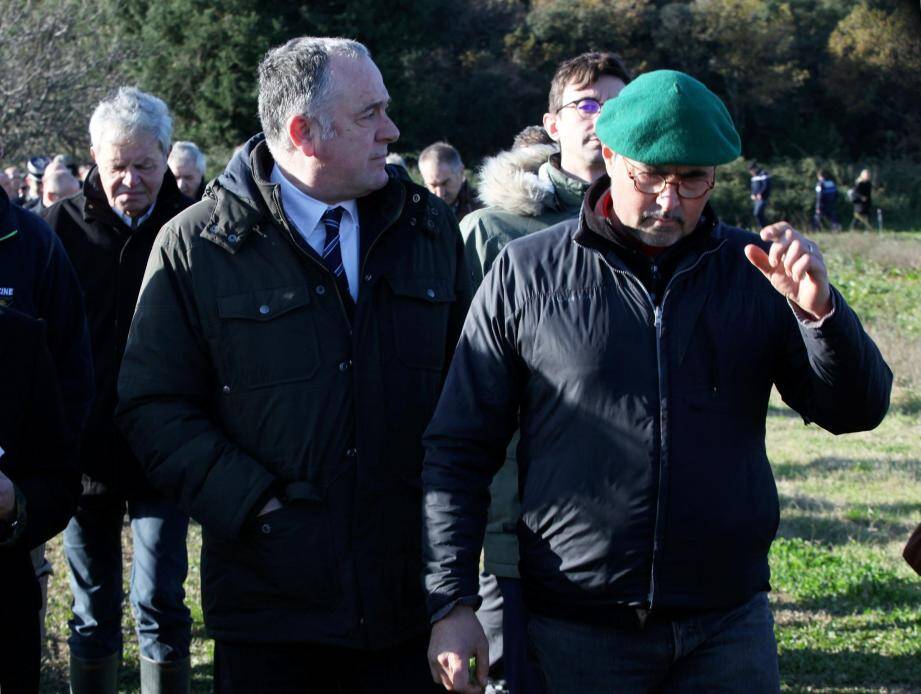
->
[37, 232, 921, 692]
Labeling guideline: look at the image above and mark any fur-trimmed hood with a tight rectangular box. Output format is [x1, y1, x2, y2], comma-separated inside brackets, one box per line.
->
[476, 143, 560, 217]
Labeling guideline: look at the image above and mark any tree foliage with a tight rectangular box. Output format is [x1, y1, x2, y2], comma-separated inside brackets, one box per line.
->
[0, 0, 129, 162]
[1, 0, 919, 168]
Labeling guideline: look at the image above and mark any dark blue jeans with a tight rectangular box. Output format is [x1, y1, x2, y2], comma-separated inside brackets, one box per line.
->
[528, 592, 779, 693]
[496, 577, 546, 694]
[63, 495, 191, 662]
[753, 200, 768, 229]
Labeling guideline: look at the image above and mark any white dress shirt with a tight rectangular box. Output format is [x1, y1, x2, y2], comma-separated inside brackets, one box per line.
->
[271, 164, 359, 301]
[114, 202, 156, 229]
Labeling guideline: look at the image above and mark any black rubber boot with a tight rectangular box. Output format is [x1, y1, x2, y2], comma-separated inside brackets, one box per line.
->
[69, 653, 119, 694]
[140, 655, 191, 694]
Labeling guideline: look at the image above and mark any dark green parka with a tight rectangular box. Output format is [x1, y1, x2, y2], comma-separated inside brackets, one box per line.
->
[117, 136, 472, 647]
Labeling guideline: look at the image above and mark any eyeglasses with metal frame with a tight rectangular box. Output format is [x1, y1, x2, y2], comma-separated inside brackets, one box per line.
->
[556, 97, 606, 116]
[622, 158, 716, 199]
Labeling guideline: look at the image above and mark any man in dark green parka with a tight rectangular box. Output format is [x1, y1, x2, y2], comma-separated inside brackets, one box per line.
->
[117, 37, 470, 692]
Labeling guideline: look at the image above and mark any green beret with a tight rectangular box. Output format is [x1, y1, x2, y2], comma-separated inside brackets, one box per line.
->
[595, 70, 741, 166]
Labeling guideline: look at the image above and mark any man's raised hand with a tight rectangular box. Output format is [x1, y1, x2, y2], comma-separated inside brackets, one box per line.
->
[744, 221, 832, 320]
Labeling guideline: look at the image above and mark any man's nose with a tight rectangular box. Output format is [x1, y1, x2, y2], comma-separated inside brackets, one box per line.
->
[656, 180, 682, 212]
[379, 113, 400, 143]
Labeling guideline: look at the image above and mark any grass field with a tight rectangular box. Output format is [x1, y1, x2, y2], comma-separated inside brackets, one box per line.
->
[37, 231, 921, 692]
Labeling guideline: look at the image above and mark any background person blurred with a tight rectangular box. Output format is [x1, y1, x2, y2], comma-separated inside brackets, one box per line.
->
[43, 86, 193, 694]
[23, 156, 50, 211]
[5, 166, 27, 204]
[167, 140, 207, 199]
[53, 154, 81, 178]
[748, 160, 771, 229]
[812, 169, 841, 231]
[511, 124, 554, 149]
[850, 168, 873, 231]
[418, 141, 479, 221]
[43, 165, 81, 207]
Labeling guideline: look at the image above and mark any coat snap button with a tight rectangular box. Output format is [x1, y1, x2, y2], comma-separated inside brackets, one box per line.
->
[339, 360, 352, 371]
[426, 288, 435, 299]
[364, 273, 372, 282]
[222, 385, 231, 394]
[261, 524, 271, 534]
[316, 285, 326, 295]
[258, 304, 270, 315]
[227, 233, 238, 243]
[412, 193, 421, 203]
[409, 218, 417, 226]
[431, 208, 438, 216]
[346, 448, 357, 458]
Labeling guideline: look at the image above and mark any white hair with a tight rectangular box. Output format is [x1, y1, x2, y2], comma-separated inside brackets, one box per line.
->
[258, 36, 370, 157]
[169, 141, 207, 175]
[88, 86, 172, 153]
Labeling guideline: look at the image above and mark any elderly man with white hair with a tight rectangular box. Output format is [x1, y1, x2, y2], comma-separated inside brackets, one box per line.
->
[167, 140, 207, 199]
[43, 86, 193, 694]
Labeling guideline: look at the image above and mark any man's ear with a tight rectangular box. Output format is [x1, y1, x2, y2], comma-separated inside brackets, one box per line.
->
[287, 113, 319, 157]
[542, 111, 561, 143]
[602, 146, 618, 178]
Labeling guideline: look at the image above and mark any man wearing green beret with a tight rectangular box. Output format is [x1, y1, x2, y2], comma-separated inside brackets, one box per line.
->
[422, 70, 892, 692]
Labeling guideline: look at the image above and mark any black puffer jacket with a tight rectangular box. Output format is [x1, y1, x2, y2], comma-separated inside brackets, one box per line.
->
[43, 167, 191, 497]
[0, 187, 93, 436]
[117, 136, 472, 646]
[0, 308, 80, 610]
[423, 178, 892, 624]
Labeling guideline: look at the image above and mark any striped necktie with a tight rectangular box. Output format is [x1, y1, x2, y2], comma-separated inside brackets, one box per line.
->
[320, 206, 353, 306]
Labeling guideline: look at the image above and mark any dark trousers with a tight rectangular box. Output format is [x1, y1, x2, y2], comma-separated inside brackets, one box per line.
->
[753, 200, 768, 229]
[0, 606, 40, 693]
[528, 591, 779, 693]
[213, 635, 443, 694]
[497, 577, 546, 694]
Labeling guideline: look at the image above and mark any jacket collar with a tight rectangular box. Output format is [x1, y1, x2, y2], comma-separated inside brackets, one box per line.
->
[543, 153, 591, 211]
[574, 175, 722, 273]
[205, 136, 407, 255]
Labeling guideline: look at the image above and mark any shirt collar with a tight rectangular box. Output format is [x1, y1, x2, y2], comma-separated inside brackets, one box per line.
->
[113, 202, 156, 229]
[270, 164, 358, 235]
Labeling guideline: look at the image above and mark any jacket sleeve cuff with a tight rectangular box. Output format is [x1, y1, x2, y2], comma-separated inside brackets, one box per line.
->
[430, 594, 482, 624]
[787, 290, 837, 328]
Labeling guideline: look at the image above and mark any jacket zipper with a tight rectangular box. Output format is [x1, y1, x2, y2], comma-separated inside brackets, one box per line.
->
[606, 238, 726, 609]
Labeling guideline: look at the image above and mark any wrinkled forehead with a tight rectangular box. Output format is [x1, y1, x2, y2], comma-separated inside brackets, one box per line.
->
[97, 130, 166, 159]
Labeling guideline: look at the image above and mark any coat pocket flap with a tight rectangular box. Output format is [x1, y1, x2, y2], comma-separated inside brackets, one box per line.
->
[385, 276, 455, 303]
[218, 286, 311, 322]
